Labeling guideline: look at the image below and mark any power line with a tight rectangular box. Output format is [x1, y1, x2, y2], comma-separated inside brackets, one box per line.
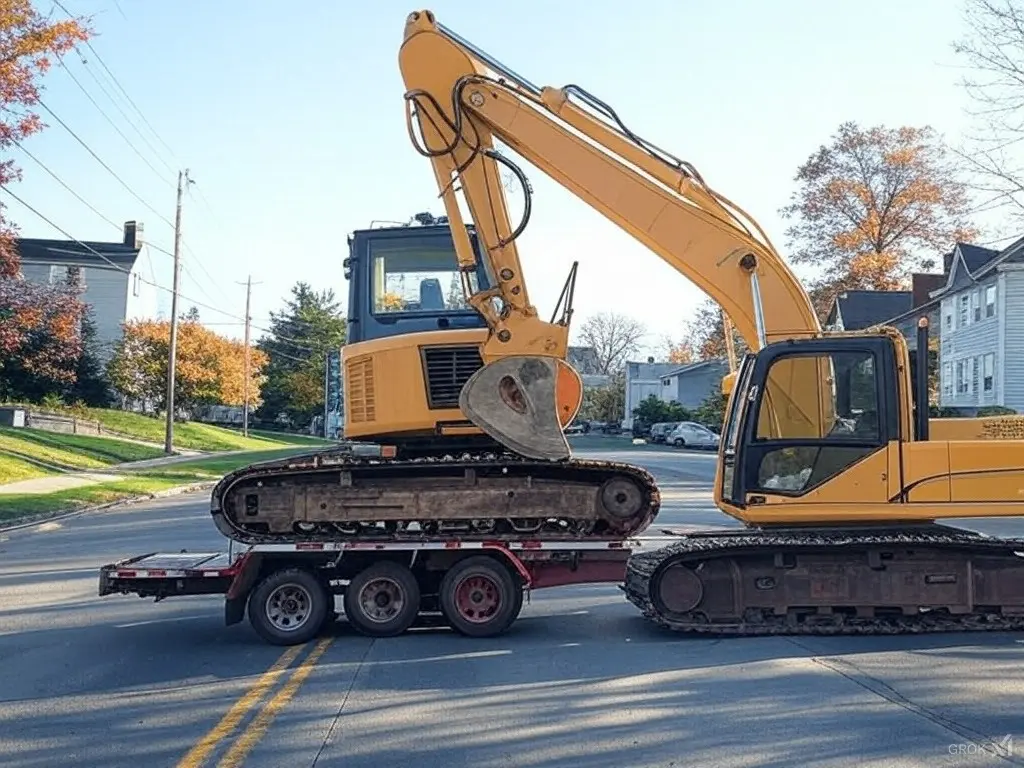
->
[14, 139, 122, 231]
[52, 0, 181, 170]
[56, 52, 173, 188]
[71, 48, 176, 176]
[2, 185, 322, 353]
[1, 184, 245, 324]
[35, 98, 175, 230]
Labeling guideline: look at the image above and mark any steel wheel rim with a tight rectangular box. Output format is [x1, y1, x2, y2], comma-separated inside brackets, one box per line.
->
[454, 574, 501, 623]
[357, 577, 407, 624]
[266, 583, 313, 632]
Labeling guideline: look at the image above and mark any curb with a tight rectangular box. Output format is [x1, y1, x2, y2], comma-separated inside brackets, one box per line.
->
[0, 481, 218, 534]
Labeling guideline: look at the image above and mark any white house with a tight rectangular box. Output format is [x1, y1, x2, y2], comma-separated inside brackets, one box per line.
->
[933, 239, 1024, 413]
[622, 358, 680, 429]
[16, 221, 158, 364]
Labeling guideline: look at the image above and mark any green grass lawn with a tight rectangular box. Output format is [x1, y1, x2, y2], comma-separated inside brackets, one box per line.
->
[0, 446, 314, 523]
[0, 427, 166, 471]
[0, 405, 334, 452]
[0, 454, 58, 485]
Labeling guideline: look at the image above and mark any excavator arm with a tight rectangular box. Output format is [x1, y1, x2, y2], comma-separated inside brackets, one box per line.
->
[399, 10, 830, 459]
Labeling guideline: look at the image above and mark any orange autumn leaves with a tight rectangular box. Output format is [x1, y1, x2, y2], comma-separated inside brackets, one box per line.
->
[107, 319, 268, 412]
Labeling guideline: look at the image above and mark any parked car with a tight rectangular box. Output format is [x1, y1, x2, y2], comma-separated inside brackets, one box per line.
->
[667, 421, 720, 449]
[649, 422, 681, 443]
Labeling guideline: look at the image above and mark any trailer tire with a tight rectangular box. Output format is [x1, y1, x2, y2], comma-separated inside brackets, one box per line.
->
[247, 567, 329, 646]
[439, 556, 522, 638]
[343, 561, 421, 638]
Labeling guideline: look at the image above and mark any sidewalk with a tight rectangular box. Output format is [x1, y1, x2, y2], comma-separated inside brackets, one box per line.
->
[0, 450, 213, 495]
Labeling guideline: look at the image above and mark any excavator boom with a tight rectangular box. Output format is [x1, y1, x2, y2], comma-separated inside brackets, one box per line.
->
[400, 10, 831, 459]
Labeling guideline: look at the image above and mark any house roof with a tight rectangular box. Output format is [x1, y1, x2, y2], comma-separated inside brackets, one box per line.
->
[16, 237, 141, 271]
[944, 243, 1000, 275]
[567, 345, 601, 375]
[661, 358, 728, 380]
[832, 290, 914, 330]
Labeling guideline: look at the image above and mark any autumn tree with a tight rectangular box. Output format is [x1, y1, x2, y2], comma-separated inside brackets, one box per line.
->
[256, 282, 347, 429]
[682, 298, 748, 362]
[780, 122, 977, 319]
[0, 4, 92, 399]
[574, 311, 646, 374]
[659, 335, 694, 365]
[953, 0, 1024, 227]
[107, 318, 267, 413]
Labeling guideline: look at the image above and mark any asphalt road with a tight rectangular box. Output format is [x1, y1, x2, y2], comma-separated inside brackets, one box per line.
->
[2, 447, 1024, 767]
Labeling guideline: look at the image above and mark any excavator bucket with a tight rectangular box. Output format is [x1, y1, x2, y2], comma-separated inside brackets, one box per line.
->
[458, 356, 583, 461]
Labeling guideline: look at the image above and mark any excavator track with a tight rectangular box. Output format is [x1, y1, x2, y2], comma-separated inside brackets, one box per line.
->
[210, 448, 660, 545]
[624, 525, 1024, 635]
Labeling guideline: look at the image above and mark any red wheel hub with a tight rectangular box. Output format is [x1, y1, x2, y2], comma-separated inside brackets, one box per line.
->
[454, 575, 501, 623]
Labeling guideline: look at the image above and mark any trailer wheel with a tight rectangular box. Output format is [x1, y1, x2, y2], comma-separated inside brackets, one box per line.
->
[440, 556, 523, 638]
[247, 567, 329, 646]
[343, 561, 421, 638]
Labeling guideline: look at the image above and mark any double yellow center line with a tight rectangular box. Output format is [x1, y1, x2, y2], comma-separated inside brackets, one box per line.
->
[176, 637, 334, 768]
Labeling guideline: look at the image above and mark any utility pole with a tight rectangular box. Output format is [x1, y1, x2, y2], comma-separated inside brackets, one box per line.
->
[236, 275, 261, 437]
[164, 169, 191, 454]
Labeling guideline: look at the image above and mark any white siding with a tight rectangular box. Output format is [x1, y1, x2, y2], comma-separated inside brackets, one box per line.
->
[939, 277, 1000, 409]
[1001, 267, 1024, 411]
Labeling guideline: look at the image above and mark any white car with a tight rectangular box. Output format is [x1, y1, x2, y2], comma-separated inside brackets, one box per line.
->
[667, 421, 720, 449]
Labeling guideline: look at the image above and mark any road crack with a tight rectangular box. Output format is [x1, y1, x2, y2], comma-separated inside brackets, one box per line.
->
[311, 638, 374, 766]
[785, 637, 1024, 765]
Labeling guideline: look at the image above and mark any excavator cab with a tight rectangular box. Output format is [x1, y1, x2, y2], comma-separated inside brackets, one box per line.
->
[344, 221, 495, 345]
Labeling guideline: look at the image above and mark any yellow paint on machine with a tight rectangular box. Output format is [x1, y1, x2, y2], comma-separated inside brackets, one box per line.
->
[216, 637, 334, 768]
[175, 643, 305, 768]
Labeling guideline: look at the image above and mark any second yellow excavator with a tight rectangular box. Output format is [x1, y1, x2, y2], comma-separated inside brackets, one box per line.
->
[210, 10, 1024, 636]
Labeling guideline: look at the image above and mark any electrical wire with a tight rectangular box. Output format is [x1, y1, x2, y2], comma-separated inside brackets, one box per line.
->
[52, 0, 182, 171]
[35, 98, 175, 230]
[71, 48, 176, 176]
[56, 52, 174, 188]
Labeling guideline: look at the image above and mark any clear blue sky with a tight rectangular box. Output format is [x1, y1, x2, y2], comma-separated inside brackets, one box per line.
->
[8, 0, 988, 354]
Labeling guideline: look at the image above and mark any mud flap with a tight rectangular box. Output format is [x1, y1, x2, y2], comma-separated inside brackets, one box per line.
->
[458, 356, 577, 461]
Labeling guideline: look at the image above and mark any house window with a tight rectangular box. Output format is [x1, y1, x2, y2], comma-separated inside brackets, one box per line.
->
[984, 353, 994, 392]
[956, 360, 967, 394]
[132, 273, 140, 297]
[986, 284, 996, 318]
[959, 294, 970, 327]
[942, 362, 952, 397]
[944, 302, 953, 331]
[972, 290, 981, 322]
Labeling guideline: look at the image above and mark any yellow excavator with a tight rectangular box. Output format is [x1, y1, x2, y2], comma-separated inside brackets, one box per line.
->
[210, 10, 1024, 635]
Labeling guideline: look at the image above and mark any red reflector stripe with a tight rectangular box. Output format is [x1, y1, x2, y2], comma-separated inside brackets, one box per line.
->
[296, 542, 324, 550]
[117, 570, 136, 578]
[148, 569, 166, 577]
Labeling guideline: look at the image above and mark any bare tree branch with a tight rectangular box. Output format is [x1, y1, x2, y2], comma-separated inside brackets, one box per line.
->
[575, 312, 647, 374]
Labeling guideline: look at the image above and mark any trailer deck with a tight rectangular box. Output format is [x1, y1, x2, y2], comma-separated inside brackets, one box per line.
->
[99, 534, 685, 644]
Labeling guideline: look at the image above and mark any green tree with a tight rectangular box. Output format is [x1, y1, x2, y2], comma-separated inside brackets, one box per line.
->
[632, 395, 690, 426]
[692, 392, 727, 429]
[579, 371, 625, 424]
[65, 312, 114, 407]
[256, 282, 347, 428]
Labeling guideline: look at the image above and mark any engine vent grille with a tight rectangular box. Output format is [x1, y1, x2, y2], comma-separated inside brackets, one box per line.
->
[421, 345, 484, 409]
[345, 356, 375, 423]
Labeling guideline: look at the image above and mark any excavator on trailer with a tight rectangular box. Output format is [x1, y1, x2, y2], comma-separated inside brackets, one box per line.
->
[209, 10, 1024, 636]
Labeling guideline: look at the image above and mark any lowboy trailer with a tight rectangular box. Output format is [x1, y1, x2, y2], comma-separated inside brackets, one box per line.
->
[98, 535, 681, 645]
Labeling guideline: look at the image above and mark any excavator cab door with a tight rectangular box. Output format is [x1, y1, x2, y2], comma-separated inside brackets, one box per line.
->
[723, 337, 901, 508]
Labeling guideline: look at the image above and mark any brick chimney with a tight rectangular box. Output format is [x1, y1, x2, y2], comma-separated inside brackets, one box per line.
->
[911, 272, 945, 308]
[123, 220, 144, 249]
